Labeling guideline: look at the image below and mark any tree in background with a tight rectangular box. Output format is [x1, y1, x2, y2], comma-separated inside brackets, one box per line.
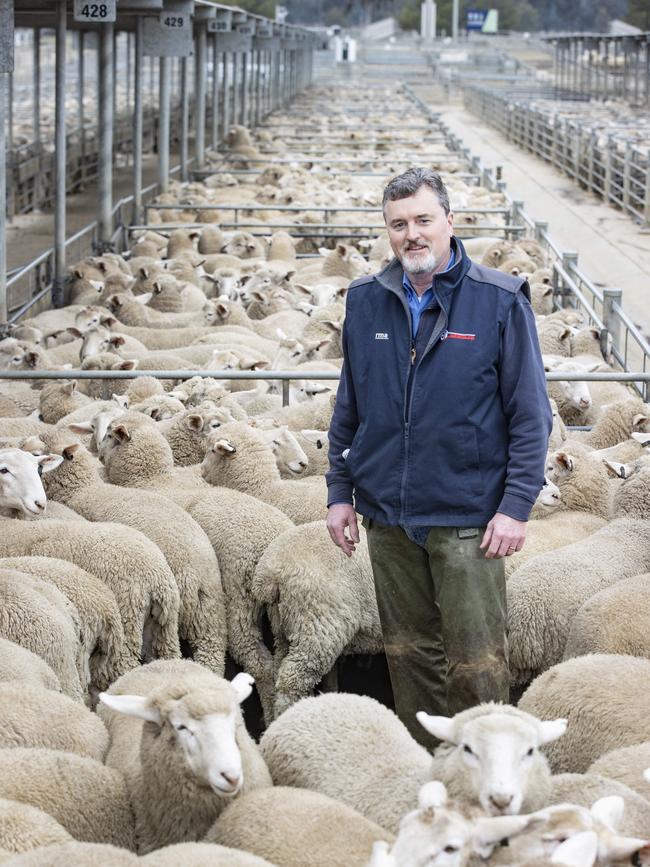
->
[625, 0, 650, 29]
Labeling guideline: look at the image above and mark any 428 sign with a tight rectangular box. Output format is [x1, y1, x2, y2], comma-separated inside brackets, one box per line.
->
[73, 0, 117, 22]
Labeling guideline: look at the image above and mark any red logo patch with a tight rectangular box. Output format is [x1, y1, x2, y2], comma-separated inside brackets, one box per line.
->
[446, 332, 476, 341]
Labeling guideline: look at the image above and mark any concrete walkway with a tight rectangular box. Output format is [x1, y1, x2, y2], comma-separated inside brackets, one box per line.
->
[415, 88, 650, 337]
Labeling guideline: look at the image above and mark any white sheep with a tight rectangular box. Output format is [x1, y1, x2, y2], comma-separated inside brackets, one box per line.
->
[98, 659, 271, 853]
[0, 747, 135, 849]
[252, 521, 381, 719]
[206, 786, 393, 867]
[0, 842, 139, 865]
[0, 568, 84, 701]
[39, 430, 227, 675]
[260, 695, 566, 833]
[97, 417, 294, 720]
[0, 798, 72, 856]
[506, 518, 650, 687]
[549, 773, 650, 840]
[0, 555, 126, 695]
[0, 636, 62, 693]
[140, 842, 276, 866]
[519, 654, 650, 774]
[201, 423, 327, 524]
[0, 681, 108, 759]
[563, 573, 650, 661]
[588, 742, 650, 803]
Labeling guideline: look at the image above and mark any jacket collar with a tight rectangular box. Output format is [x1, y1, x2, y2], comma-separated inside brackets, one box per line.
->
[375, 237, 470, 309]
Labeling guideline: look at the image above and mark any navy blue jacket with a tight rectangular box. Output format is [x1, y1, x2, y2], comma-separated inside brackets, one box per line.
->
[326, 237, 552, 526]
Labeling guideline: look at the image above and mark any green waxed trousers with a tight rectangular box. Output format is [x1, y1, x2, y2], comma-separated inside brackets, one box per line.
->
[364, 519, 509, 752]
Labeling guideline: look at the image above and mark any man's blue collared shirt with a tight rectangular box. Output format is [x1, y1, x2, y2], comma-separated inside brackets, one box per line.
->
[402, 247, 455, 336]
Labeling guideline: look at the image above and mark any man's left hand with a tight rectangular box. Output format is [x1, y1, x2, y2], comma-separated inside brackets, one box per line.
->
[480, 513, 527, 560]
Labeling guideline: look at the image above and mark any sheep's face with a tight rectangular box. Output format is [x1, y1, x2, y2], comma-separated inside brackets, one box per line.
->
[267, 426, 309, 475]
[555, 377, 592, 412]
[417, 710, 566, 816]
[0, 448, 63, 515]
[535, 477, 561, 511]
[99, 673, 254, 797]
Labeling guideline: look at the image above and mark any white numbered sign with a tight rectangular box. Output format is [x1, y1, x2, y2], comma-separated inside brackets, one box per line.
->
[73, 0, 117, 22]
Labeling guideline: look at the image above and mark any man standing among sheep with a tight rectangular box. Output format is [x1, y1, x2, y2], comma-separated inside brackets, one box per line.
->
[326, 167, 551, 749]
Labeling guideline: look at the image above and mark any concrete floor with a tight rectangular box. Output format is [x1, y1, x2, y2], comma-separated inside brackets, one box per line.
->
[414, 86, 650, 336]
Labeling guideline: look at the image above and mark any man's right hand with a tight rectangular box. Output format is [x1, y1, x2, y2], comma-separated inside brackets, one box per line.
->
[326, 503, 360, 557]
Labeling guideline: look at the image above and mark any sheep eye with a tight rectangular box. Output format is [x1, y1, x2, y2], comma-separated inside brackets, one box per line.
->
[444, 845, 459, 854]
[463, 744, 474, 756]
[37, 464, 44, 476]
[0, 467, 8, 474]
[526, 747, 535, 757]
[175, 723, 188, 732]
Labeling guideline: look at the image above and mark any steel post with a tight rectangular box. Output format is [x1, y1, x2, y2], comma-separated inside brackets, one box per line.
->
[158, 56, 171, 193]
[254, 49, 262, 124]
[78, 30, 85, 188]
[0, 73, 7, 326]
[211, 37, 219, 149]
[53, 0, 67, 308]
[195, 24, 207, 168]
[222, 52, 230, 140]
[6, 69, 13, 220]
[180, 56, 190, 181]
[603, 288, 623, 350]
[97, 23, 115, 247]
[132, 15, 144, 224]
[232, 51, 240, 129]
[32, 28, 41, 209]
[240, 50, 247, 126]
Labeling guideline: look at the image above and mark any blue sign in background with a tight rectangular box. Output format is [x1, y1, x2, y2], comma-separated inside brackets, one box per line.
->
[466, 8, 488, 30]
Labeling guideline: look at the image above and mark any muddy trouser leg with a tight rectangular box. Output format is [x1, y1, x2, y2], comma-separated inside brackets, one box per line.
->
[424, 526, 509, 717]
[364, 519, 449, 751]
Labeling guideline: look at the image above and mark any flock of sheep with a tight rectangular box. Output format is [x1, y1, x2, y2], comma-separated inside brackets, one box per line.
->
[0, 82, 650, 866]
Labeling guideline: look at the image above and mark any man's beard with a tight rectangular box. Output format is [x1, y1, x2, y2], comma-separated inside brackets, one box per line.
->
[401, 246, 438, 274]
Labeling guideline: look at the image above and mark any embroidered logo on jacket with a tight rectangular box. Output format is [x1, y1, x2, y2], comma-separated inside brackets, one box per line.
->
[375, 333, 389, 340]
[441, 330, 476, 341]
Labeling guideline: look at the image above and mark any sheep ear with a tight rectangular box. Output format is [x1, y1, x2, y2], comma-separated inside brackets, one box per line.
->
[114, 394, 129, 408]
[633, 413, 649, 429]
[415, 712, 456, 743]
[187, 414, 204, 432]
[551, 831, 598, 867]
[560, 328, 571, 340]
[25, 351, 40, 368]
[115, 360, 138, 371]
[603, 459, 628, 479]
[555, 452, 574, 472]
[604, 836, 650, 863]
[631, 432, 650, 446]
[293, 284, 313, 297]
[139, 266, 149, 278]
[112, 424, 131, 444]
[109, 335, 126, 348]
[100, 314, 117, 328]
[62, 381, 77, 395]
[66, 326, 84, 339]
[99, 692, 162, 725]
[62, 443, 81, 461]
[538, 718, 568, 745]
[336, 243, 347, 256]
[68, 422, 94, 435]
[417, 781, 447, 809]
[213, 439, 236, 455]
[37, 453, 65, 473]
[135, 292, 153, 306]
[230, 672, 254, 704]
[589, 327, 600, 338]
[590, 795, 625, 831]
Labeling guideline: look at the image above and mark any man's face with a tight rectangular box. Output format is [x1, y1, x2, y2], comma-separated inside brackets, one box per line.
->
[384, 186, 454, 275]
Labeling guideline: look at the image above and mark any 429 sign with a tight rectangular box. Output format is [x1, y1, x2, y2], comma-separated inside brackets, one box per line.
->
[73, 0, 117, 22]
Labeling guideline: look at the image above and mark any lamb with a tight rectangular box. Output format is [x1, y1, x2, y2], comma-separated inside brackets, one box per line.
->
[518, 654, 650, 774]
[162, 403, 239, 466]
[98, 414, 294, 721]
[563, 573, 650, 661]
[0, 842, 139, 865]
[98, 659, 271, 853]
[0, 798, 72, 855]
[544, 445, 611, 519]
[38, 381, 91, 424]
[207, 295, 309, 342]
[140, 842, 276, 866]
[252, 521, 381, 719]
[504, 512, 606, 578]
[0, 637, 62, 692]
[0, 682, 109, 758]
[571, 397, 650, 449]
[588, 743, 650, 806]
[201, 423, 327, 524]
[0, 569, 84, 700]
[0, 517, 181, 673]
[0, 555, 125, 695]
[38, 430, 227, 675]
[537, 321, 572, 356]
[260, 696, 566, 834]
[545, 362, 593, 425]
[506, 519, 650, 687]
[0, 748, 135, 849]
[206, 786, 394, 867]
[367, 781, 550, 867]
[0, 394, 20, 417]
